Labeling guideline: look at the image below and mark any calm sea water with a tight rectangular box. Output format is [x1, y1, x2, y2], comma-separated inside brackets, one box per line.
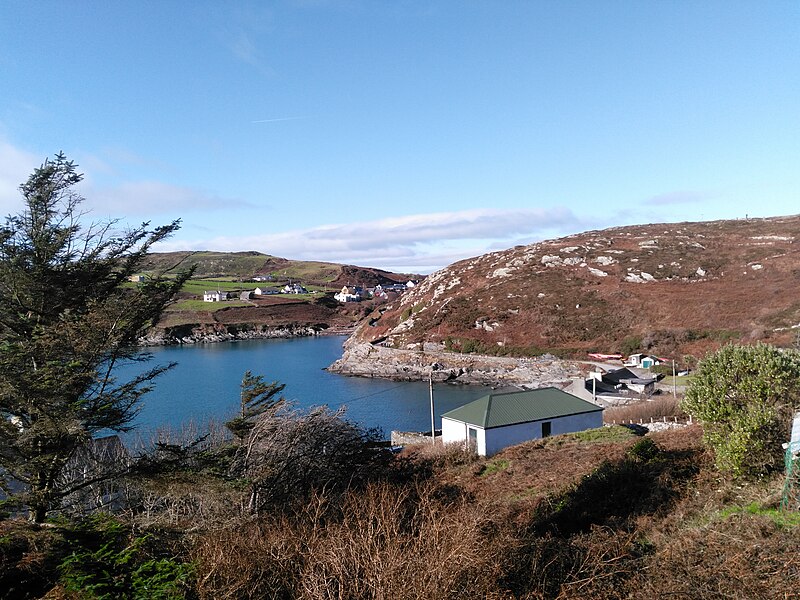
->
[120, 336, 492, 440]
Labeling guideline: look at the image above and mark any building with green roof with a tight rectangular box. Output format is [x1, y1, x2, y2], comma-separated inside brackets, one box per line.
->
[440, 387, 603, 456]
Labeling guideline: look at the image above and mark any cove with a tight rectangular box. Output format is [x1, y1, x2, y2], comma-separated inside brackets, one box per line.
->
[122, 336, 493, 441]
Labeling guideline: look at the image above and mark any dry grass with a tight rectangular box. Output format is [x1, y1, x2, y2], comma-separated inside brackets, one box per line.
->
[629, 516, 800, 599]
[4, 422, 797, 599]
[191, 481, 510, 600]
[604, 395, 685, 424]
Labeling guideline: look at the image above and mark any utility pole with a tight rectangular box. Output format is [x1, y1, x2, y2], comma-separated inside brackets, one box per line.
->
[429, 369, 436, 445]
[672, 359, 677, 398]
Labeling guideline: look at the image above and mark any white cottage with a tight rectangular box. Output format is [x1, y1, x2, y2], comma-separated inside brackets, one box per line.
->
[203, 290, 228, 302]
[441, 388, 603, 457]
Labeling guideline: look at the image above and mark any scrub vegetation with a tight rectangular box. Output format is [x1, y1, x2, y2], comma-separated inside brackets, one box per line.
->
[3, 423, 799, 599]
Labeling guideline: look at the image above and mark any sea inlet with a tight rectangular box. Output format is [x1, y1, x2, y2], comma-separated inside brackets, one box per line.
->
[121, 335, 492, 442]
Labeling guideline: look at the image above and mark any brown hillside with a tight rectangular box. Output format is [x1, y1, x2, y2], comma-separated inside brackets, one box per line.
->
[356, 215, 800, 359]
[330, 265, 409, 287]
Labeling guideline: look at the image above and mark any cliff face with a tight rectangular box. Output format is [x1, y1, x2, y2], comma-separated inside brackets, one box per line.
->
[348, 215, 800, 360]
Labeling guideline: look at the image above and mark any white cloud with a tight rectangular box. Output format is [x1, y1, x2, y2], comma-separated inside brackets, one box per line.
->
[156, 207, 581, 272]
[0, 138, 247, 220]
[80, 180, 250, 217]
[0, 139, 39, 214]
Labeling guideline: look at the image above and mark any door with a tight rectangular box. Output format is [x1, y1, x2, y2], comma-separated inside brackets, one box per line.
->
[541, 421, 552, 438]
[467, 427, 478, 452]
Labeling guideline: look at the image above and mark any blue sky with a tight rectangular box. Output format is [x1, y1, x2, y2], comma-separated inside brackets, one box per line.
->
[1, 1, 798, 273]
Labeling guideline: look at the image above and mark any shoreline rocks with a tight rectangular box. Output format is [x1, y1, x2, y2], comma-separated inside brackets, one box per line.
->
[327, 340, 582, 387]
[140, 323, 327, 346]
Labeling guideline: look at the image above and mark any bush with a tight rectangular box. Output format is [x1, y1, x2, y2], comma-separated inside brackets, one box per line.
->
[58, 516, 193, 600]
[682, 343, 800, 478]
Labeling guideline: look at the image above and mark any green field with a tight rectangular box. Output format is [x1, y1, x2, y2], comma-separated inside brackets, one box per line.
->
[168, 299, 251, 311]
[179, 279, 259, 295]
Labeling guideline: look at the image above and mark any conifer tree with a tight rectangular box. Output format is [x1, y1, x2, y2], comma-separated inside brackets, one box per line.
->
[0, 153, 190, 521]
[225, 370, 286, 441]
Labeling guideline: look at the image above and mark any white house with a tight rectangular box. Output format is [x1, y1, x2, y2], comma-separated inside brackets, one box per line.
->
[441, 388, 603, 457]
[624, 353, 665, 369]
[203, 290, 228, 302]
[334, 285, 362, 303]
[282, 282, 308, 294]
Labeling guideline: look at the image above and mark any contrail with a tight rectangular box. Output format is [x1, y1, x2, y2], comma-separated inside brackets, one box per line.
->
[251, 116, 308, 123]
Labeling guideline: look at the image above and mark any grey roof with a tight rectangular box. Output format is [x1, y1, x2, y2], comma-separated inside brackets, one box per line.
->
[441, 387, 603, 429]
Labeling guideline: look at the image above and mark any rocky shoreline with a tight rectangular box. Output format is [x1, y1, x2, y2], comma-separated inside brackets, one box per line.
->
[139, 323, 332, 346]
[327, 340, 582, 387]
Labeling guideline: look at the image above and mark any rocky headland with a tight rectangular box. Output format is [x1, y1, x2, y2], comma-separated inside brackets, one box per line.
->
[328, 339, 582, 387]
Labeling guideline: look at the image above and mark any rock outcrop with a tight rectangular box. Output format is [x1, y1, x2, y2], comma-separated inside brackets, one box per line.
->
[328, 339, 581, 387]
[140, 323, 324, 346]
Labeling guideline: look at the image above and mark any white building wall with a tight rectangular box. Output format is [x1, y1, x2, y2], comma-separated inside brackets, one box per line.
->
[441, 417, 465, 446]
[484, 411, 603, 456]
[441, 418, 487, 455]
[444, 412, 603, 457]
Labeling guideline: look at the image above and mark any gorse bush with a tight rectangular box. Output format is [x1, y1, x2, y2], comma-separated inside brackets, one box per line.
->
[682, 342, 800, 478]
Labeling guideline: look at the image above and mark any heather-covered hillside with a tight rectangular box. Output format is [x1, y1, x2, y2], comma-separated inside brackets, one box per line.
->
[355, 215, 800, 359]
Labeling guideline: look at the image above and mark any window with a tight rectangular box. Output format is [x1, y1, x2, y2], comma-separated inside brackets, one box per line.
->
[541, 421, 552, 438]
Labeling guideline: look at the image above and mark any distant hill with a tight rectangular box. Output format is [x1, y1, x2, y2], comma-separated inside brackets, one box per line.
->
[352, 215, 800, 360]
[140, 251, 419, 287]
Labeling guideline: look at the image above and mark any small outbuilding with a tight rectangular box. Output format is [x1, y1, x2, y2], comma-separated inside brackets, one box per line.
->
[441, 388, 603, 456]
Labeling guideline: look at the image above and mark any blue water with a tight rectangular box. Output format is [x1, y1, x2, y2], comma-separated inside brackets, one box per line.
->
[119, 336, 491, 440]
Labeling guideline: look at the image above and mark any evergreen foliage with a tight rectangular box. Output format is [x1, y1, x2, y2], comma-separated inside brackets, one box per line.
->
[224, 370, 285, 441]
[0, 153, 190, 521]
[682, 342, 800, 478]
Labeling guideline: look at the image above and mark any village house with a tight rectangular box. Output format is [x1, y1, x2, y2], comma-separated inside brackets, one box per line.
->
[371, 284, 388, 300]
[567, 367, 663, 404]
[254, 287, 280, 296]
[334, 285, 363, 303]
[624, 353, 666, 369]
[282, 282, 308, 294]
[441, 388, 604, 457]
[203, 290, 228, 302]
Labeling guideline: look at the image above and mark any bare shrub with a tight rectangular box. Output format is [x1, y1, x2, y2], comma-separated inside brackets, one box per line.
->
[299, 482, 505, 599]
[192, 481, 509, 600]
[117, 420, 244, 528]
[191, 515, 308, 599]
[409, 439, 481, 469]
[604, 396, 685, 424]
[232, 405, 388, 513]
